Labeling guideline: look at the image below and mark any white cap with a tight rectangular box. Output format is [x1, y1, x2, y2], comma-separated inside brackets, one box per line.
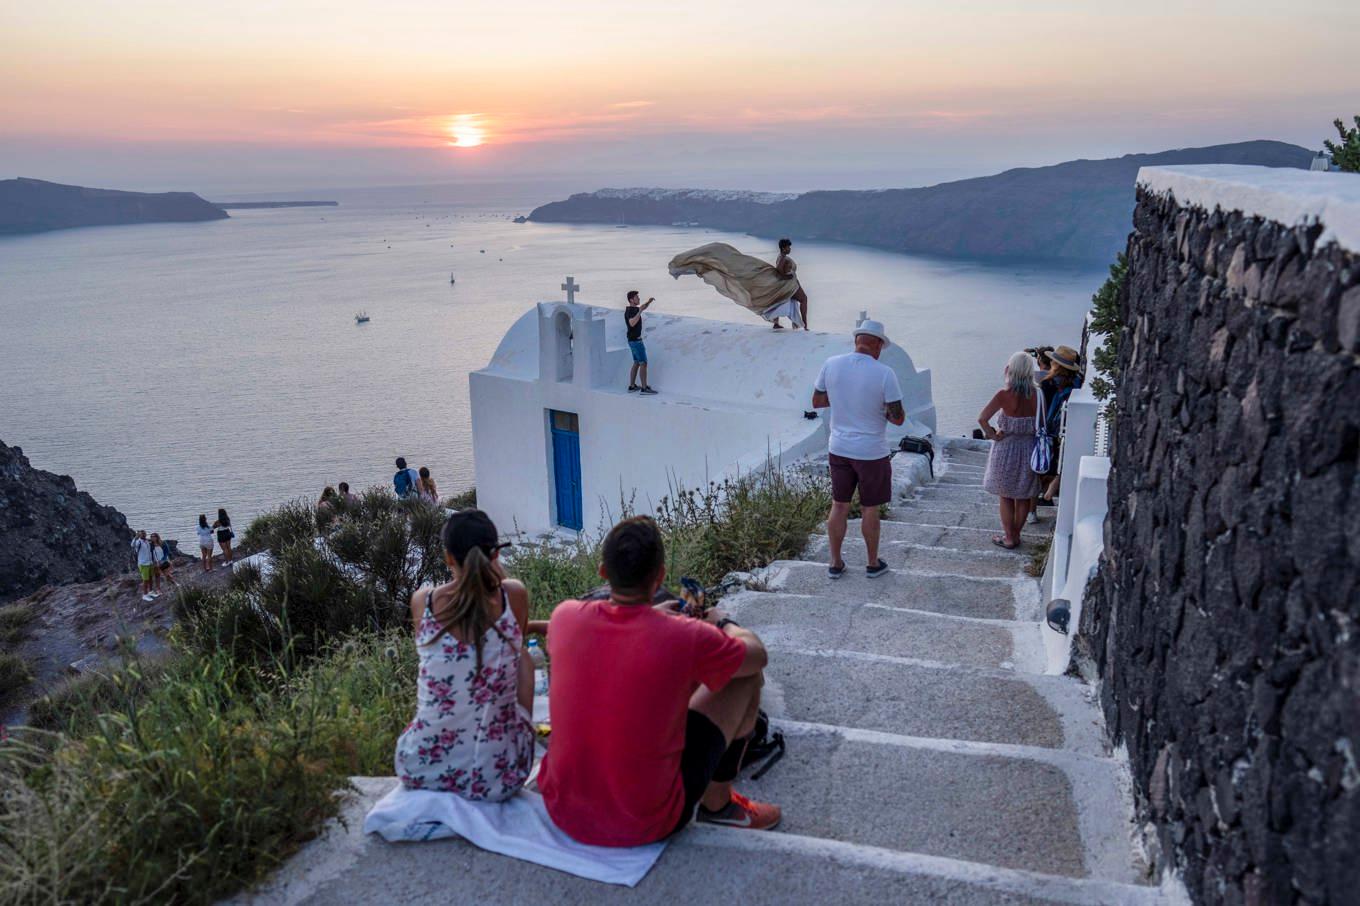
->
[854, 319, 890, 347]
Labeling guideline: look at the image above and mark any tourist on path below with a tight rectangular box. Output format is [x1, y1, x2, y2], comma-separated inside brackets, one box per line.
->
[132, 530, 157, 601]
[151, 532, 177, 589]
[770, 238, 809, 331]
[624, 290, 658, 395]
[212, 508, 234, 565]
[317, 486, 338, 524]
[978, 351, 1044, 548]
[813, 319, 905, 579]
[418, 466, 440, 504]
[196, 514, 215, 572]
[1036, 345, 1082, 505]
[393, 457, 421, 499]
[338, 481, 358, 504]
[538, 516, 779, 845]
[393, 510, 534, 801]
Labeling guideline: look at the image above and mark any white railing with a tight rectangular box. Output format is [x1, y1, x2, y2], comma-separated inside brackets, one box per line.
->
[1041, 323, 1113, 672]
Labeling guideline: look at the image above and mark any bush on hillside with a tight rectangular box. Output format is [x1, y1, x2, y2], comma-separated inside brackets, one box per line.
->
[1087, 253, 1129, 406]
[1, 631, 415, 905]
[1324, 115, 1360, 173]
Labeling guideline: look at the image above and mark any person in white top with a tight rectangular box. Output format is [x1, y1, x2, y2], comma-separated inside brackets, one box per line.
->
[812, 319, 905, 579]
[131, 530, 157, 601]
[196, 514, 215, 572]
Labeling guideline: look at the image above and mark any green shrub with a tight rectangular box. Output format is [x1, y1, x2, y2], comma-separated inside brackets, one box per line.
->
[0, 603, 36, 646]
[507, 538, 604, 621]
[1324, 115, 1360, 173]
[444, 486, 477, 510]
[240, 498, 315, 554]
[0, 652, 33, 698]
[2, 630, 416, 905]
[1088, 253, 1129, 406]
[27, 658, 176, 735]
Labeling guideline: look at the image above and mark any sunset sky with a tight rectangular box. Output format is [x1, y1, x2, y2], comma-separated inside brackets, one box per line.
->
[2, 0, 1357, 194]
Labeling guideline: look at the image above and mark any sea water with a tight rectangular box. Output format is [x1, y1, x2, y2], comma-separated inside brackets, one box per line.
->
[0, 187, 1104, 533]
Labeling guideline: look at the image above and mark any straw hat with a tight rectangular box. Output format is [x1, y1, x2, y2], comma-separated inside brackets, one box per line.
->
[1049, 345, 1080, 372]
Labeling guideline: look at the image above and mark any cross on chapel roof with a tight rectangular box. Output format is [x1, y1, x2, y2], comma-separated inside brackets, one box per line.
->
[561, 276, 580, 305]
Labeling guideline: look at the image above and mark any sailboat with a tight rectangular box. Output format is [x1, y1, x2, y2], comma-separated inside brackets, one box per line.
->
[450, 272, 456, 285]
[355, 312, 370, 324]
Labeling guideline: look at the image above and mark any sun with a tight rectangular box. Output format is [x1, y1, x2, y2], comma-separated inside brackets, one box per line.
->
[447, 114, 485, 148]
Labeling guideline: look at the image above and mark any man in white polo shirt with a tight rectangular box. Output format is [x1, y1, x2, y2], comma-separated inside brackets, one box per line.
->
[812, 319, 905, 579]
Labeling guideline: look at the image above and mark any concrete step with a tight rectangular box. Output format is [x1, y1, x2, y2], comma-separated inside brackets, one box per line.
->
[937, 473, 986, 486]
[943, 451, 990, 467]
[242, 778, 1163, 905]
[722, 591, 1043, 673]
[804, 537, 1029, 579]
[765, 561, 1041, 621]
[887, 506, 1054, 534]
[819, 519, 1046, 554]
[908, 486, 996, 504]
[740, 731, 1089, 877]
[763, 650, 1067, 749]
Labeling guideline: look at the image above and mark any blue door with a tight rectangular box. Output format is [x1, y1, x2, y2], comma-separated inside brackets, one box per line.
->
[550, 410, 583, 530]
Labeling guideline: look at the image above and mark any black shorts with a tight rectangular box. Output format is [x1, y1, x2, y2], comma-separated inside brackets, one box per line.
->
[828, 453, 893, 507]
[668, 710, 729, 837]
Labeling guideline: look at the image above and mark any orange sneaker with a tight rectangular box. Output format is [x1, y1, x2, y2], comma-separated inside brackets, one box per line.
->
[696, 791, 781, 830]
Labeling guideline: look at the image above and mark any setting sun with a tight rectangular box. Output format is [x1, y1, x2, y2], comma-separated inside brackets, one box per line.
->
[447, 114, 485, 148]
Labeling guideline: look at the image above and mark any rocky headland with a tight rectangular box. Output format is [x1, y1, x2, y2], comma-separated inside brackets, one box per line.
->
[0, 177, 229, 235]
[0, 441, 133, 603]
[529, 140, 1314, 264]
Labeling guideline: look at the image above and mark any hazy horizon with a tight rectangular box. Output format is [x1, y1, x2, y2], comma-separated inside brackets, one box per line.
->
[3, 1, 1356, 196]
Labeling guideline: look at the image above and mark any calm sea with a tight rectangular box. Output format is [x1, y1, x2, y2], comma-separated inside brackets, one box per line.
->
[0, 185, 1104, 534]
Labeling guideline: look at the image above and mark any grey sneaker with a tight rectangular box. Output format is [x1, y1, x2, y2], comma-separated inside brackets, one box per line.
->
[866, 559, 890, 579]
[828, 562, 846, 579]
[640, 386, 658, 395]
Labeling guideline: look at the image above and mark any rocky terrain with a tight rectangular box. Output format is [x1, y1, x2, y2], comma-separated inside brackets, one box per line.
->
[529, 140, 1314, 264]
[0, 177, 229, 234]
[0, 441, 133, 603]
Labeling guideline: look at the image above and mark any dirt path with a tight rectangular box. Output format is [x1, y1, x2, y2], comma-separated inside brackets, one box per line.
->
[1, 553, 237, 726]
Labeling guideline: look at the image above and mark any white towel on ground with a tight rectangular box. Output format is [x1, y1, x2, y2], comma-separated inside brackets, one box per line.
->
[362, 782, 667, 887]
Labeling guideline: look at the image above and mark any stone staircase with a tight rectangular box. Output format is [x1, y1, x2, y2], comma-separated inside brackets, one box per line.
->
[235, 441, 1174, 905]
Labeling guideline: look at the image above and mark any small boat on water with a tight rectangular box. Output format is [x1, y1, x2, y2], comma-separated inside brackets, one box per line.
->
[355, 312, 370, 324]
[450, 272, 456, 284]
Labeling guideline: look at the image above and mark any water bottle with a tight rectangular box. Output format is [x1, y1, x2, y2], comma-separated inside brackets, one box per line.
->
[527, 638, 549, 695]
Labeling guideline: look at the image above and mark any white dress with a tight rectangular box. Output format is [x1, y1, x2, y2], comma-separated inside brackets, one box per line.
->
[394, 588, 535, 801]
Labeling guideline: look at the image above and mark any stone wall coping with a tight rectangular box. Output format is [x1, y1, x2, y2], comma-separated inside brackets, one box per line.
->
[1137, 164, 1360, 253]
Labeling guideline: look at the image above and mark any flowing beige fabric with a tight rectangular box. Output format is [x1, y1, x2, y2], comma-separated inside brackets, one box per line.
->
[668, 242, 800, 316]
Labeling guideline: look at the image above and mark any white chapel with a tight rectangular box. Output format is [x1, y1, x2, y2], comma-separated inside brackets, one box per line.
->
[469, 278, 936, 537]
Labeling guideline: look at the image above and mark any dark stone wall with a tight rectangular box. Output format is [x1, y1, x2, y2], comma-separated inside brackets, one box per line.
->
[1078, 186, 1360, 905]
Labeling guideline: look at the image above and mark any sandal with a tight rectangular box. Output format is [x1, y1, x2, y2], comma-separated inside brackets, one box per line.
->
[991, 536, 1018, 550]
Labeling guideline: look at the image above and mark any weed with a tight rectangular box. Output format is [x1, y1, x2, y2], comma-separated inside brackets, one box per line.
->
[0, 652, 33, 698]
[0, 603, 36, 646]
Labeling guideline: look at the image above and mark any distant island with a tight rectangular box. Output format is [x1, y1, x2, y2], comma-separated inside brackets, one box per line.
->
[0, 177, 229, 235]
[211, 200, 339, 209]
[529, 140, 1315, 264]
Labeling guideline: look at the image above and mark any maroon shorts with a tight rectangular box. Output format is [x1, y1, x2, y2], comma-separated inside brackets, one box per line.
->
[828, 453, 893, 507]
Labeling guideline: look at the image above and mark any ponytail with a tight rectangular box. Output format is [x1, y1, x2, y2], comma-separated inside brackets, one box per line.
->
[430, 544, 503, 670]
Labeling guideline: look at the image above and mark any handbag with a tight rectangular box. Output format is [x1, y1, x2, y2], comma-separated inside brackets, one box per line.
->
[896, 435, 935, 478]
[1030, 387, 1051, 474]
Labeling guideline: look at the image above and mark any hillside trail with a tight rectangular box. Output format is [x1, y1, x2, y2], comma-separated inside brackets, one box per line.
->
[233, 440, 1177, 905]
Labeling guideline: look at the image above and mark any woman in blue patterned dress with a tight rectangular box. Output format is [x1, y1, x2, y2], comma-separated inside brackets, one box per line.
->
[394, 510, 536, 801]
[978, 352, 1043, 549]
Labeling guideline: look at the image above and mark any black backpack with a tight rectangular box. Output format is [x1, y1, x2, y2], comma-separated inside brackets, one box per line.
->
[739, 710, 785, 779]
[896, 435, 935, 478]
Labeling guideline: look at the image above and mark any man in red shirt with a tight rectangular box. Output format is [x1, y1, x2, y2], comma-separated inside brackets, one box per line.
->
[538, 517, 781, 846]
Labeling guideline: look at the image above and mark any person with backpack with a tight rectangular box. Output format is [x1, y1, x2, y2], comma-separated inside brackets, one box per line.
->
[150, 533, 178, 590]
[538, 516, 780, 846]
[132, 530, 157, 602]
[393, 457, 422, 499]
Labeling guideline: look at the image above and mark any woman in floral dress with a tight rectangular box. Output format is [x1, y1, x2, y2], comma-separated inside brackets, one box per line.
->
[395, 510, 535, 801]
[978, 351, 1043, 549]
